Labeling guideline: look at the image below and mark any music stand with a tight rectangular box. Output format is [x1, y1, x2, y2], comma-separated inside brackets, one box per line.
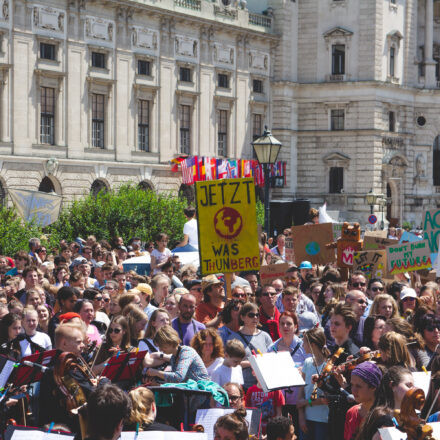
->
[4, 425, 74, 439]
[101, 350, 146, 382]
[12, 350, 59, 387]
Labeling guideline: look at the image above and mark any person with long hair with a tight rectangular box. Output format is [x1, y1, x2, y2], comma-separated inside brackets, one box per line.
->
[414, 313, 440, 362]
[191, 327, 225, 376]
[297, 326, 330, 440]
[0, 313, 22, 361]
[398, 287, 420, 317]
[343, 362, 383, 440]
[354, 407, 395, 440]
[36, 303, 51, 334]
[93, 316, 133, 374]
[378, 331, 414, 369]
[73, 299, 102, 345]
[317, 282, 346, 327]
[226, 302, 272, 390]
[368, 294, 399, 320]
[126, 387, 176, 431]
[213, 407, 249, 440]
[362, 315, 386, 350]
[138, 308, 170, 352]
[218, 299, 243, 345]
[122, 304, 148, 346]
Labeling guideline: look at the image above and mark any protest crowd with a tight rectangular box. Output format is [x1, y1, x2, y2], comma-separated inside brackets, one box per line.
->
[0, 204, 439, 440]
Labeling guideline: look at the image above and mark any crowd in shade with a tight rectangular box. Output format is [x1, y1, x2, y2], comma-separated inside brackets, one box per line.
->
[0, 206, 439, 440]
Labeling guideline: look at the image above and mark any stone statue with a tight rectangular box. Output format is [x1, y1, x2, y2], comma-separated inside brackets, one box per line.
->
[415, 153, 426, 178]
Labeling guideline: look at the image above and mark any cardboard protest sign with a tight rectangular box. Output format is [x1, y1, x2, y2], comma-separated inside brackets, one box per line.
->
[284, 231, 294, 263]
[260, 263, 289, 285]
[195, 178, 260, 275]
[386, 239, 432, 275]
[423, 209, 440, 254]
[363, 232, 396, 250]
[399, 230, 422, 244]
[353, 250, 388, 280]
[291, 223, 335, 265]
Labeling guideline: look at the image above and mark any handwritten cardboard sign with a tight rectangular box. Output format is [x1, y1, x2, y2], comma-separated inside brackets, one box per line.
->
[353, 250, 388, 280]
[284, 231, 294, 264]
[386, 239, 432, 275]
[291, 223, 335, 265]
[259, 263, 289, 286]
[363, 232, 396, 250]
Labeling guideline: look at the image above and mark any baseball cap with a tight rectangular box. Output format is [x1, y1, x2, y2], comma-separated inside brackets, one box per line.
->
[400, 287, 417, 301]
[201, 275, 222, 293]
[95, 261, 106, 268]
[59, 312, 81, 322]
[117, 246, 128, 252]
[299, 261, 313, 270]
[298, 311, 319, 333]
[72, 256, 88, 267]
[137, 283, 152, 297]
[184, 279, 202, 290]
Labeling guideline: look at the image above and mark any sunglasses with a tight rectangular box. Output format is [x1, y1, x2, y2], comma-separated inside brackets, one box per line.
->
[357, 299, 368, 305]
[247, 312, 259, 318]
[191, 287, 202, 292]
[352, 282, 366, 288]
[232, 293, 246, 298]
[425, 325, 440, 332]
[261, 292, 277, 297]
[108, 328, 122, 334]
[371, 287, 384, 292]
[228, 395, 241, 402]
[103, 298, 110, 303]
[94, 296, 103, 301]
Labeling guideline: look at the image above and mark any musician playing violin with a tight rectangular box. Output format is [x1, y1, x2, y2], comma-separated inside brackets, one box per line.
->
[39, 323, 105, 431]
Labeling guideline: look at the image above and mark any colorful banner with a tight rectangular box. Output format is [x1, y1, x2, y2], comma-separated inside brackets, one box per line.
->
[423, 209, 440, 254]
[386, 239, 432, 275]
[353, 250, 388, 280]
[195, 178, 260, 275]
[9, 188, 62, 227]
[291, 223, 335, 265]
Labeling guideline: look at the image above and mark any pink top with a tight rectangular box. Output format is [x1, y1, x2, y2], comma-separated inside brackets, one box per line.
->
[86, 324, 102, 345]
[344, 404, 363, 440]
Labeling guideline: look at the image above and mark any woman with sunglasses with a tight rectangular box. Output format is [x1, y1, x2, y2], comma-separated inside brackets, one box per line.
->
[227, 302, 272, 390]
[84, 288, 111, 331]
[362, 315, 387, 351]
[93, 315, 133, 374]
[366, 278, 385, 300]
[218, 299, 243, 345]
[414, 313, 440, 364]
[35, 247, 47, 263]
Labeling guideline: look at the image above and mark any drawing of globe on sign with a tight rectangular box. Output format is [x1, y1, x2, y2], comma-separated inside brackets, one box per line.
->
[305, 241, 320, 256]
[214, 207, 243, 239]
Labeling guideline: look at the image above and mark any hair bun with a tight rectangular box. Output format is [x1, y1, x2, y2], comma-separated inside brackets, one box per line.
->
[233, 407, 247, 420]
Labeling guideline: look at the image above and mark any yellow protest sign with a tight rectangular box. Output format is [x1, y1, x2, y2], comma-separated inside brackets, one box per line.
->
[195, 178, 260, 275]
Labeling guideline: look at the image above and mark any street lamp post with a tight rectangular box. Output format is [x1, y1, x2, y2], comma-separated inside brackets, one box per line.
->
[365, 189, 381, 215]
[378, 197, 387, 230]
[252, 127, 282, 234]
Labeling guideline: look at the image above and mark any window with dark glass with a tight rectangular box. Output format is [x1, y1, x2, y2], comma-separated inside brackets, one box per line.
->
[92, 94, 105, 148]
[390, 47, 395, 77]
[218, 110, 228, 157]
[138, 100, 150, 152]
[253, 79, 263, 93]
[91, 52, 106, 69]
[389, 111, 396, 132]
[138, 59, 151, 76]
[434, 136, 440, 186]
[40, 87, 55, 145]
[179, 67, 191, 82]
[329, 167, 343, 193]
[330, 109, 344, 130]
[180, 105, 191, 154]
[218, 73, 229, 88]
[40, 43, 56, 61]
[332, 44, 345, 75]
[252, 114, 263, 141]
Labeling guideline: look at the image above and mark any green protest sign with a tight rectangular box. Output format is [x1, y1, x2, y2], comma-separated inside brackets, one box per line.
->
[423, 209, 440, 254]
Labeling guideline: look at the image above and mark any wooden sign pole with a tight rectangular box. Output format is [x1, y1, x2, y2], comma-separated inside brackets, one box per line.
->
[225, 272, 233, 299]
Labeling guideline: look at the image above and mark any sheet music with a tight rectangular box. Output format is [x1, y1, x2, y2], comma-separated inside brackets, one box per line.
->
[10, 431, 74, 440]
[195, 409, 253, 440]
[119, 432, 207, 440]
[0, 359, 16, 389]
[249, 351, 305, 392]
[378, 422, 440, 440]
[412, 371, 431, 397]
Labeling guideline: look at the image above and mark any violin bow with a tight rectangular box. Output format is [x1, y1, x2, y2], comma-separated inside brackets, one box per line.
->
[90, 316, 114, 371]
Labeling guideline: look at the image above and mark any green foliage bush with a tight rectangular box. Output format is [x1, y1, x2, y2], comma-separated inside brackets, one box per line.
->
[48, 184, 188, 248]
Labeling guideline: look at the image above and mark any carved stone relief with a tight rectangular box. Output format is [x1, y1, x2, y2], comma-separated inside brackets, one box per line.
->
[213, 43, 235, 68]
[248, 49, 269, 74]
[131, 26, 159, 55]
[85, 16, 115, 47]
[32, 5, 66, 36]
[174, 35, 199, 61]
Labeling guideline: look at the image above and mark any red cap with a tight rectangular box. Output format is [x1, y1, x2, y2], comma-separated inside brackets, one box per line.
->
[59, 312, 81, 322]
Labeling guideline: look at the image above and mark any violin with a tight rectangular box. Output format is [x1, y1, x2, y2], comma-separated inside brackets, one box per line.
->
[394, 388, 434, 440]
[334, 350, 381, 374]
[311, 347, 344, 400]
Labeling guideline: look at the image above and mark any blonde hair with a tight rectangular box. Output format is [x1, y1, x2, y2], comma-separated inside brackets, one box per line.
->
[54, 323, 85, 348]
[369, 294, 399, 319]
[144, 308, 170, 339]
[153, 325, 180, 348]
[378, 331, 413, 369]
[128, 387, 155, 427]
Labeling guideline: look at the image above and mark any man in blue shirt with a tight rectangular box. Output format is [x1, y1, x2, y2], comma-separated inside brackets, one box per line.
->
[171, 293, 205, 346]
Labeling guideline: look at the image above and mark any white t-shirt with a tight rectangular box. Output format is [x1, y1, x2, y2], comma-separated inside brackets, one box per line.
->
[183, 218, 199, 249]
[211, 362, 244, 386]
[206, 357, 224, 377]
[20, 331, 52, 357]
[95, 311, 110, 328]
[151, 248, 172, 274]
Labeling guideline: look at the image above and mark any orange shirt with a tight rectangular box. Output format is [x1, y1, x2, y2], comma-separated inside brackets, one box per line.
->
[195, 302, 222, 326]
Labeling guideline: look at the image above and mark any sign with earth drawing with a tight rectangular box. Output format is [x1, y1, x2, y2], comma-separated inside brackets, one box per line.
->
[195, 177, 260, 275]
[291, 223, 335, 265]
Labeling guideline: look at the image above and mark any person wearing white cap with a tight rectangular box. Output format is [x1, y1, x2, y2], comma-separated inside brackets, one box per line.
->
[399, 287, 418, 315]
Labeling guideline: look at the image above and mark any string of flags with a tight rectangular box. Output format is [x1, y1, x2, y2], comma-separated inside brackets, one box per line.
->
[171, 156, 287, 187]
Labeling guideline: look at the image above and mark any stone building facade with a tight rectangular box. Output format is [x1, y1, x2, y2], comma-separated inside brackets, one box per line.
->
[0, 0, 276, 204]
[1, 0, 440, 227]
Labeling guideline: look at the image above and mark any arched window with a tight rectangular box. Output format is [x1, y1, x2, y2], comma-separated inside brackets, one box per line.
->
[0, 180, 5, 206]
[138, 180, 154, 192]
[178, 184, 194, 204]
[91, 179, 109, 197]
[39, 176, 56, 193]
[434, 136, 440, 186]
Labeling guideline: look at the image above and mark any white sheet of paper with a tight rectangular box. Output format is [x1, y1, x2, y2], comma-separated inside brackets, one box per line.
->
[378, 422, 440, 440]
[0, 359, 16, 389]
[119, 432, 208, 440]
[412, 371, 431, 397]
[11, 431, 74, 440]
[195, 409, 252, 440]
[249, 351, 305, 392]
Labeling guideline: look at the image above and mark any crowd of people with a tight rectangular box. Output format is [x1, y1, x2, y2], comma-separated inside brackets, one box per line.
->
[0, 206, 439, 440]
